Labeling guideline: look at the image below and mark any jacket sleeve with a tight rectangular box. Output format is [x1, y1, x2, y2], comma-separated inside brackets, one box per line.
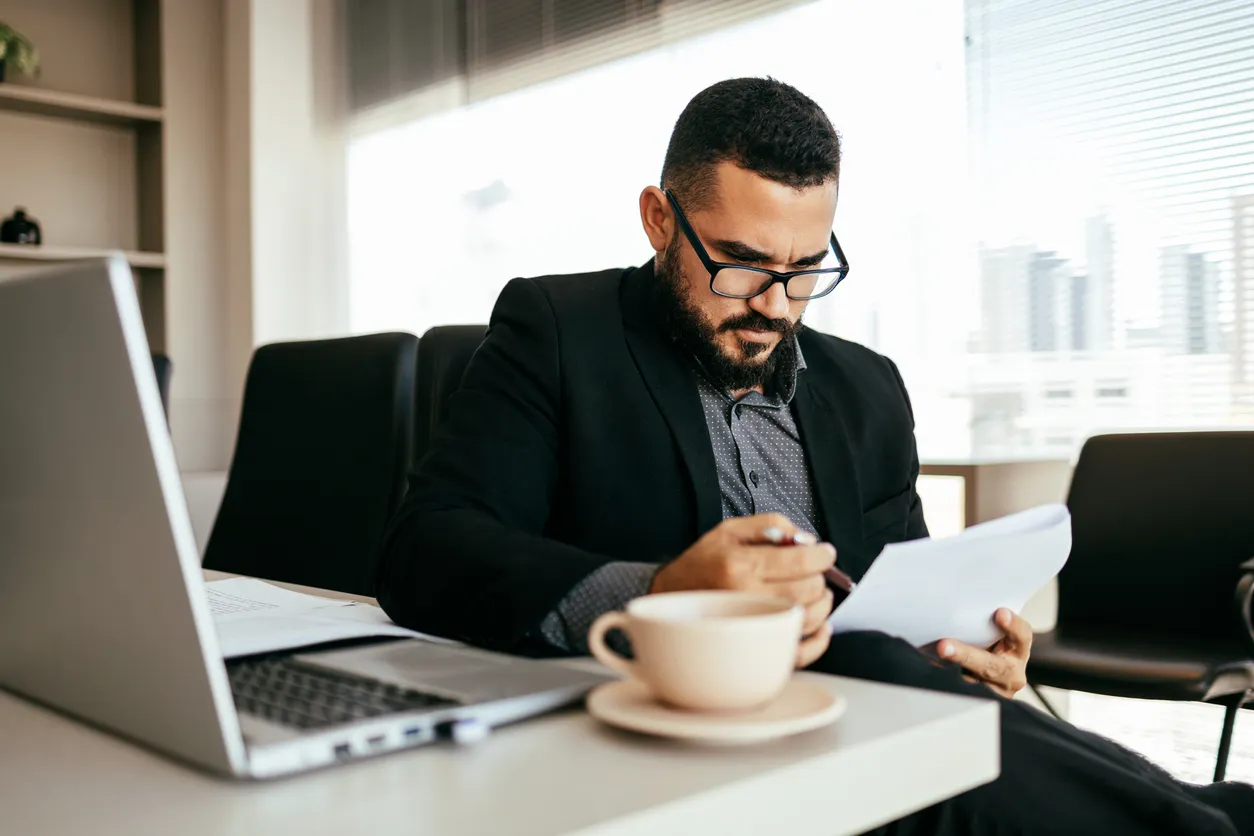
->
[885, 356, 930, 542]
[376, 277, 613, 653]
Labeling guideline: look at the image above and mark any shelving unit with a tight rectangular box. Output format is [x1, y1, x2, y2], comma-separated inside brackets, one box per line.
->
[0, 242, 165, 269]
[0, 85, 163, 127]
[0, 0, 167, 350]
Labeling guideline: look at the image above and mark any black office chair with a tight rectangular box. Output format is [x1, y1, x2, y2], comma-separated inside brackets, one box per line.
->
[1028, 432, 1254, 781]
[151, 353, 172, 418]
[203, 333, 419, 596]
[412, 325, 486, 462]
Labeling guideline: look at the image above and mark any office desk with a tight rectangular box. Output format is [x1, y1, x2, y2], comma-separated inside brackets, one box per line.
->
[0, 575, 1000, 836]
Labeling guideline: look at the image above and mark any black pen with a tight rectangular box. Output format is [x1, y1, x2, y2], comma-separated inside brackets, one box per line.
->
[761, 526, 858, 593]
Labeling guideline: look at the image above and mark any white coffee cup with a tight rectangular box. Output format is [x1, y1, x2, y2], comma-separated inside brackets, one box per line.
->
[587, 591, 803, 711]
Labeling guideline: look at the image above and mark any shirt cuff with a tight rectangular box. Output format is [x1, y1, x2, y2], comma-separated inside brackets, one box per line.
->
[538, 561, 658, 654]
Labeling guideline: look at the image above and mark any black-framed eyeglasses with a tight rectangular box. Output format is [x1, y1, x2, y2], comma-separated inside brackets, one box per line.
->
[664, 189, 849, 301]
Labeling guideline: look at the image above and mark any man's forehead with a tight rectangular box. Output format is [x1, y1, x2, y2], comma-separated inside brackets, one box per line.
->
[693, 174, 836, 263]
[702, 164, 838, 225]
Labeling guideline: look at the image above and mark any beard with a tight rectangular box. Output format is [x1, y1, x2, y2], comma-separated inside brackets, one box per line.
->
[654, 234, 802, 392]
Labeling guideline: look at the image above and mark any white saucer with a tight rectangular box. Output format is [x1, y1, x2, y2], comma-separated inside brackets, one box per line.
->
[586, 678, 846, 744]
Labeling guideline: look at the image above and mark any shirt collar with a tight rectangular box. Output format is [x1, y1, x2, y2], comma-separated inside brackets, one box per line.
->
[775, 335, 807, 405]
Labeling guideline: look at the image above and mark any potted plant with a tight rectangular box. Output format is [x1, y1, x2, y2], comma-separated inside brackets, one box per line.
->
[0, 23, 40, 83]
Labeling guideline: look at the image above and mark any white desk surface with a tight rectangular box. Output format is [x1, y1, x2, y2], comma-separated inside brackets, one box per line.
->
[0, 574, 1000, 836]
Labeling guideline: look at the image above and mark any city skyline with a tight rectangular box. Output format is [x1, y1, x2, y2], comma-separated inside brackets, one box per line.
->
[965, 196, 1252, 457]
[975, 214, 1232, 359]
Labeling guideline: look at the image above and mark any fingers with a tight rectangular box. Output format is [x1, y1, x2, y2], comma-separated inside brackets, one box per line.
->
[800, 588, 835, 636]
[764, 573, 828, 608]
[938, 639, 1010, 684]
[995, 608, 1033, 653]
[795, 622, 831, 669]
[748, 543, 836, 580]
[938, 638, 1024, 697]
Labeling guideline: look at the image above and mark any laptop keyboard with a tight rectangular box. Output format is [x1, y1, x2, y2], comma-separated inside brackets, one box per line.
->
[228, 657, 458, 730]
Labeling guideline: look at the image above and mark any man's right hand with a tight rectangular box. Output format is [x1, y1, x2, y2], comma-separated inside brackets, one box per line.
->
[649, 513, 837, 669]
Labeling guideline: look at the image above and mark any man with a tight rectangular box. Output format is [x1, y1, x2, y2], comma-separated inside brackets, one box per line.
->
[378, 78, 1253, 834]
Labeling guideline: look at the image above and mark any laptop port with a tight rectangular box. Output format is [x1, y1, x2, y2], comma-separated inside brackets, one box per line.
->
[333, 743, 352, 760]
[366, 734, 387, 749]
[403, 727, 423, 740]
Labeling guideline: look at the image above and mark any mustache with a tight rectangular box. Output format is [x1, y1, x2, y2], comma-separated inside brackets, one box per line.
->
[718, 311, 795, 334]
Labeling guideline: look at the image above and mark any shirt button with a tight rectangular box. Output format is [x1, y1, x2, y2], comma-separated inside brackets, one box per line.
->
[749, 470, 759, 487]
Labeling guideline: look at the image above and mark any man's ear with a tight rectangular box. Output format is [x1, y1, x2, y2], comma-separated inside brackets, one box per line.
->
[639, 186, 672, 254]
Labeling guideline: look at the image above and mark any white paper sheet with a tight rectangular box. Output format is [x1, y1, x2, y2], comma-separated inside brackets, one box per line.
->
[206, 578, 454, 659]
[207, 577, 354, 620]
[827, 503, 1072, 648]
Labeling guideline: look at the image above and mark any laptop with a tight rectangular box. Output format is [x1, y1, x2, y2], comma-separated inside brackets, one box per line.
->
[0, 257, 611, 779]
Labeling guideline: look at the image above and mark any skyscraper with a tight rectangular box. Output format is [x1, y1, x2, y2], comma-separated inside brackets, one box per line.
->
[1160, 245, 1219, 355]
[1070, 273, 1089, 351]
[1028, 251, 1070, 352]
[979, 245, 1031, 353]
[1235, 195, 1254, 396]
[1084, 214, 1115, 352]
[980, 245, 1085, 354]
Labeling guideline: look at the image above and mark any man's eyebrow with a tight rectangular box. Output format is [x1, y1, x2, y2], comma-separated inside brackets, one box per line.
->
[712, 238, 830, 269]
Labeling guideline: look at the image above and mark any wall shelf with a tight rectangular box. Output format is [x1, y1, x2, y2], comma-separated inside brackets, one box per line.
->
[0, 84, 163, 128]
[0, 243, 165, 269]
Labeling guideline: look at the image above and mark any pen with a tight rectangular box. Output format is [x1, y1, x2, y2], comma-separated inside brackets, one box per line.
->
[761, 526, 858, 593]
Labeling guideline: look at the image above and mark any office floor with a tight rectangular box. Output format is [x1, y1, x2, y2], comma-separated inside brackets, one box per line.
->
[1071, 693, 1254, 785]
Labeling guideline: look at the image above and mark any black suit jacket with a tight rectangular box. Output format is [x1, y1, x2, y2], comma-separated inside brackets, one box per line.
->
[377, 260, 928, 654]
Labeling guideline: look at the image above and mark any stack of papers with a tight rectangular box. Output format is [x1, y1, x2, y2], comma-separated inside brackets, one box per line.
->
[207, 577, 453, 659]
[828, 504, 1072, 647]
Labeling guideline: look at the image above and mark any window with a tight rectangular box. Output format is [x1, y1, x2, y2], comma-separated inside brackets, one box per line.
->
[966, 0, 1254, 457]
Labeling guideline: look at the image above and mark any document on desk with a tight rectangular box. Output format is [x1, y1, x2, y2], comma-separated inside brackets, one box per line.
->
[827, 503, 1072, 647]
[207, 578, 454, 659]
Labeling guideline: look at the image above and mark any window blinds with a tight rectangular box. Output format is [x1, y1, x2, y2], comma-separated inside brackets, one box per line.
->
[346, 0, 812, 122]
[966, 0, 1254, 399]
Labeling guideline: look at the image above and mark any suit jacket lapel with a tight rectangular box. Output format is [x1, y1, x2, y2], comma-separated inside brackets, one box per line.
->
[621, 261, 723, 536]
[792, 350, 869, 578]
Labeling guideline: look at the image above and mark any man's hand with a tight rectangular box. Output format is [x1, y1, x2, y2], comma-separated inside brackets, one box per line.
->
[937, 609, 1032, 698]
[651, 513, 837, 669]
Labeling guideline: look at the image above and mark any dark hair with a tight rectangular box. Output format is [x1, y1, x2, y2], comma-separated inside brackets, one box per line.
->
[660, 77, 841, 210]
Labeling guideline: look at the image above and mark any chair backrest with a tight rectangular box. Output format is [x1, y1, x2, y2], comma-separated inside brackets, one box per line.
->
[151, 353, 172, 418]
[413, 325, 487, 462]
[203, 332, 419, 596]
[1060, 432, 1254, 640]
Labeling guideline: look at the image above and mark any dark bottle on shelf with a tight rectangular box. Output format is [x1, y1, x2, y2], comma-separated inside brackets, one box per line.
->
[0, 207, 42, 245]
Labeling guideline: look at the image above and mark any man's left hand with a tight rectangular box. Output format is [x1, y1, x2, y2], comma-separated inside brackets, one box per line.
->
[937, 609, 1032, 698]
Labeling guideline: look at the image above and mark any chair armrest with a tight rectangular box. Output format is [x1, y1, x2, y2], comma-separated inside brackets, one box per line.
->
[1234, 558, 1254, 659]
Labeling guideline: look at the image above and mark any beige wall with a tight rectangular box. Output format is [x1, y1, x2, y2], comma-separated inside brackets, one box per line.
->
[164, 0, 250, 473]
[235, 0, 350, 348]
[170, 0, 350, 472]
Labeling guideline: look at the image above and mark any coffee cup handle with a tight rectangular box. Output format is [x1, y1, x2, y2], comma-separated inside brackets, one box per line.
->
[587, 612, 635, 677]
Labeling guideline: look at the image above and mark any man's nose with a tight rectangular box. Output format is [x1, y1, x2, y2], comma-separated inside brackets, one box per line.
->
[749, 281, 791, 321]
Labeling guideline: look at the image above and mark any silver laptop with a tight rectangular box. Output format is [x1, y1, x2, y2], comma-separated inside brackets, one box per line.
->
[0, 257, 610, 779]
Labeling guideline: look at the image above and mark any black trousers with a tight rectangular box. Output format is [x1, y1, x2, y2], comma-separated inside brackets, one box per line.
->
[808, 632, 1254, 836]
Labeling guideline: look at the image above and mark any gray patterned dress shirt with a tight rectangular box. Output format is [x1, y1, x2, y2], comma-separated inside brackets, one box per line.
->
[539, 337, 822, 652]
